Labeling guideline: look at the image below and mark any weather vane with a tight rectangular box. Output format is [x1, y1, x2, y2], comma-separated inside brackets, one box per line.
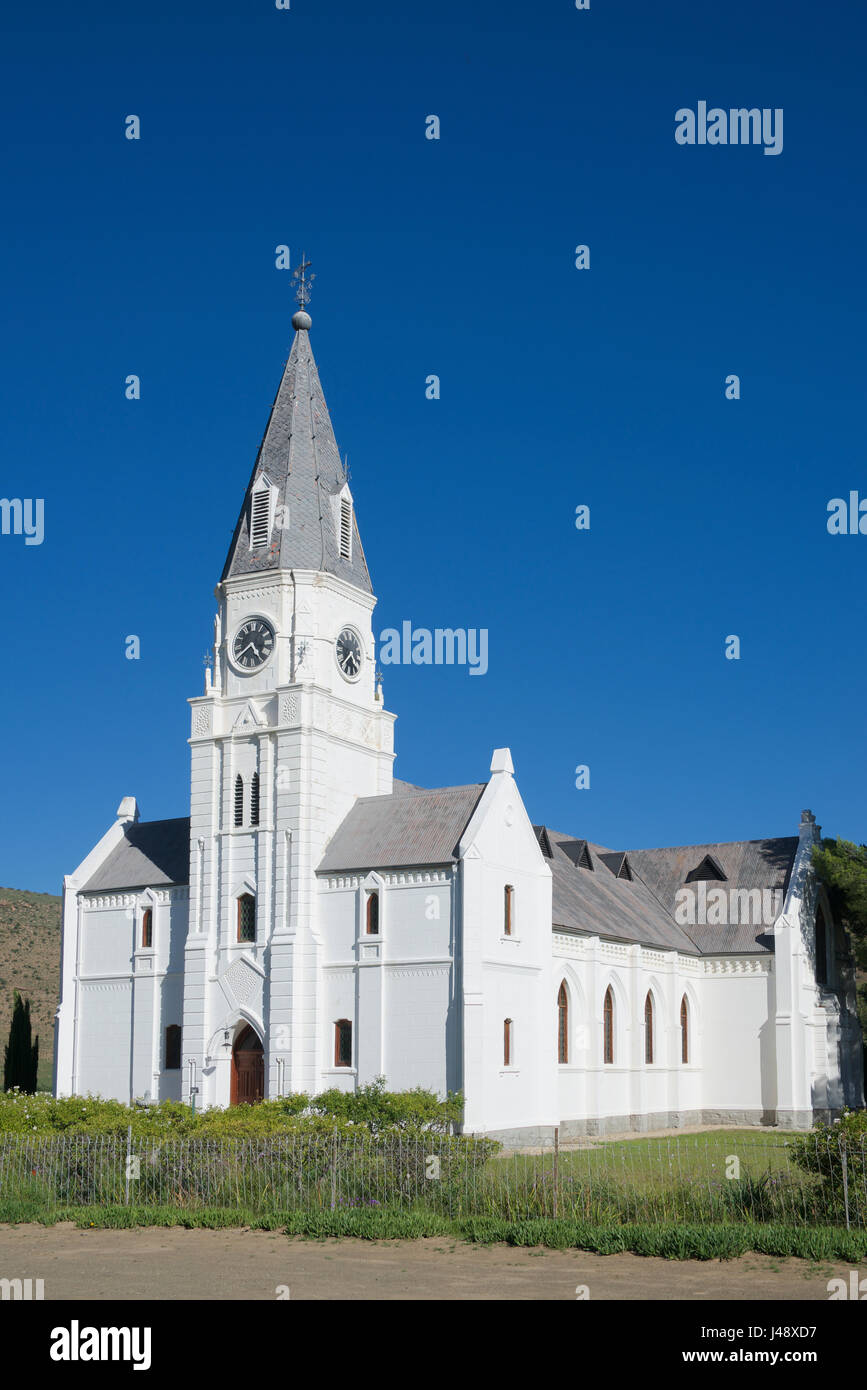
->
[292, 254, 315, 309]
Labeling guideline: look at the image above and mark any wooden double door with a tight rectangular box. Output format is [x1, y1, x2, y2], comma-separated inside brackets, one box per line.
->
[230, 1025, 264, 1105]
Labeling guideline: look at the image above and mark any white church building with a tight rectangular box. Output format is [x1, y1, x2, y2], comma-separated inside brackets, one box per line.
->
[55, 296, 864, 1141]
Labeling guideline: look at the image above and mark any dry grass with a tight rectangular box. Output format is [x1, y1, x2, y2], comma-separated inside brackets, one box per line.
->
[0, 886, 62, 1086]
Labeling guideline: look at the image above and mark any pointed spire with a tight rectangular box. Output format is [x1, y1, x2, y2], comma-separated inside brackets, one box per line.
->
[221, 286, 372, 592]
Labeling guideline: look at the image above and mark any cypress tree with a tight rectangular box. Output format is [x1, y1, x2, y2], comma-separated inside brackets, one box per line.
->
[3, 991, 39, 1093]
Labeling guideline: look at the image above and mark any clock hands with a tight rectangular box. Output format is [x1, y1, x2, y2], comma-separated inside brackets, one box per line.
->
[232, 619, 275, 671]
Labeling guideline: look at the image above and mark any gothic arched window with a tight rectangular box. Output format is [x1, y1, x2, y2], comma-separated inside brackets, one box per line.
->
[644, 992, 654, 1064]
[557, 982, 569, 1064]
[680, 995, 689, 1064]
[504, 1018, 513, 1067]
[504, 885, 514, 936]
[238, 893, 256, 944]
[366, 891, 379, 935]
[141, 908, 152, 949]
[603, 987, 614, 1064]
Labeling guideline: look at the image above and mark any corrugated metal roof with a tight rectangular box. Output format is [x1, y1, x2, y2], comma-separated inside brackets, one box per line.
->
[317, 784, 485, 872]
[221, 326, 373, 593]
[83, 818, 190, 891]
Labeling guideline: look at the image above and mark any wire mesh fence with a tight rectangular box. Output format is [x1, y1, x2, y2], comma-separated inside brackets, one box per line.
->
[0, 1130, 864, 1227]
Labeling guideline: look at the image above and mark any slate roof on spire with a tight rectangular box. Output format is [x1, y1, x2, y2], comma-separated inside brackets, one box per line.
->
[221, 323, 373, 592]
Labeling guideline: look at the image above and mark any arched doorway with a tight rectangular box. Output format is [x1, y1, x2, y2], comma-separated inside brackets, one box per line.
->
[230, 1024, 264, 1105]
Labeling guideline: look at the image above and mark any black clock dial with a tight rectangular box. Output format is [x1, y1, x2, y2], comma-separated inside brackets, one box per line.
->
[232, 618, 275, 670]
[336, 627, 363, 679]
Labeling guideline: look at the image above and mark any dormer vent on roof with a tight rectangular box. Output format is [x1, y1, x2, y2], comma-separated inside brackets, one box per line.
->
[685, 853, 728, 883]
[534, 826, 554, 858]
[560, 839, 594, 870]
[599, 851, 632, 880]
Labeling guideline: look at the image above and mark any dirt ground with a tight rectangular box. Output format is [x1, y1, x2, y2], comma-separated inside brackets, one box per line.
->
[0, 1224, 855, 1300]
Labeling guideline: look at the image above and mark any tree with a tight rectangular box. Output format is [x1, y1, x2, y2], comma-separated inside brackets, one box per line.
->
[812, 838, 867, 1052]
[3, 991, 39, 1093]
[812, 839, 867, 965]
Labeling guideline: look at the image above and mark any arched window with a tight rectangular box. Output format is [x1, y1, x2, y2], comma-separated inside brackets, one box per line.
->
[603, 987, 614, 1064]
[557, 982, 569, 1063]
[250, 772, 260, 827]
[141, 908, 152, 949]
[504, 1018, 513, 1067]
[680, 995, 689, 1064]
[165, 1025, 181, 1070]
[234, 774, 244, 827]
[504, 885, 514, 936]
[334, 1019, 352, 1067]
[238, 893, 256, 944]
[366, 891, 379, 935]
[815, 905, 828, 985]
[644, 992, 654, 1064]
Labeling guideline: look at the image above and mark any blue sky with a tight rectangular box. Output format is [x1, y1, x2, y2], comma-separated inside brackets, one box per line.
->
[1, 0, 865, 893]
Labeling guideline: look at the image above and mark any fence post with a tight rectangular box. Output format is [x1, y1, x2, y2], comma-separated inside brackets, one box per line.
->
[331, 1129, 338, 1211]
[124, 1125, 132, 1206]
[840, 1139, 850, 1231]
[553, 1126, 559, 1220]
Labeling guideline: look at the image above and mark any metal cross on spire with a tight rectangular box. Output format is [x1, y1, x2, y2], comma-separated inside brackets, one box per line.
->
[292, 254, 315, 308]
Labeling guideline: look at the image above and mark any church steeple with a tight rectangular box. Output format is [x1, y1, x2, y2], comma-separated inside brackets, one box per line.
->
[221, 275, 372, 594]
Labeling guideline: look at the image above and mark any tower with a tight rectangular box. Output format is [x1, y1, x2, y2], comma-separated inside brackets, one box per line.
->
[183, 278, 396, 1105]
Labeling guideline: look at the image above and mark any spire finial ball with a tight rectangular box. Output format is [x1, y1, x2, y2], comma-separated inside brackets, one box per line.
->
[292, 310, 312, 331]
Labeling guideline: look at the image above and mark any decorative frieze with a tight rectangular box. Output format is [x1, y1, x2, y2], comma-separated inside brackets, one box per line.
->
[703, 957, 771, 975]
[385, 966, 449, 981]
[81, 887, 188, 911]
[319, 869, 450, 890]
[81, 893, 137, 910]
[227, 585, 280, 605]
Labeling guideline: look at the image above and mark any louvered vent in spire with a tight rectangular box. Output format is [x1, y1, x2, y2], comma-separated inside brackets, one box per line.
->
[250, 485, 271, 549]
[339, 496, 352, 560]
[233, 775, 244, 827]
[250, 772, 260, 827]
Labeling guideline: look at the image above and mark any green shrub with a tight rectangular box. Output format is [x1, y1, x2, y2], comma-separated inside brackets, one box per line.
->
[0, 1081, 464, 1139]
[788, 1109, 867, 1224]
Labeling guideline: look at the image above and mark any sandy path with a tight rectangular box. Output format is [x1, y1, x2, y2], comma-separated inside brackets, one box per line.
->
[0, 1224, 853, 1300]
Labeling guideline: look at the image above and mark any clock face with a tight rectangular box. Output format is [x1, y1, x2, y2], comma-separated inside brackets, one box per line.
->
[335, 626, 363, 680]
[232, 617, 275, 671]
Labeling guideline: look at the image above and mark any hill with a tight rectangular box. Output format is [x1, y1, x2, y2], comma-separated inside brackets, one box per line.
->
[0, 887, 62, 1090]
